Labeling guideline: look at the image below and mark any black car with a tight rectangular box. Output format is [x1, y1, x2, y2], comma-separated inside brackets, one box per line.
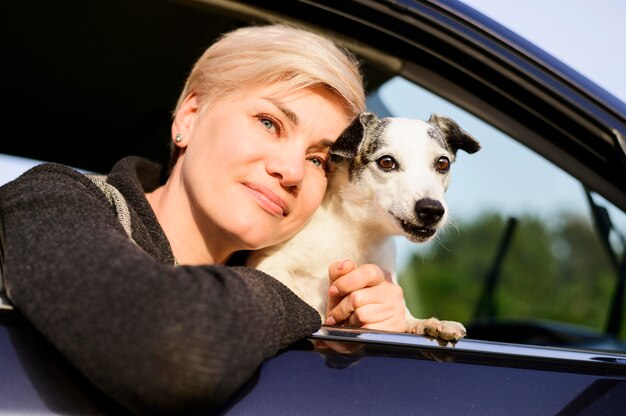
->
[2, 0, 626, 414]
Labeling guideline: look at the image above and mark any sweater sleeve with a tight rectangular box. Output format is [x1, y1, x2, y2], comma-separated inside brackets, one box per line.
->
[0, 164, 321, 414]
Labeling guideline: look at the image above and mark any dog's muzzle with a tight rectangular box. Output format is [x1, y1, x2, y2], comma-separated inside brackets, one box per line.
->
[391, 199, 445, 242]
[415, 198, 445, 226]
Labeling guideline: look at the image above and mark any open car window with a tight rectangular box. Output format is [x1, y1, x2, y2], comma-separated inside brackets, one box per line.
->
[368, 76, 626, 352]
[3, 74, 625, 354]
[2, 0, 624, 357]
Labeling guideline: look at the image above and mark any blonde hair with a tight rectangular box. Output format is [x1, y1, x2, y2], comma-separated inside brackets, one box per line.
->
[169, 24, 365, 166]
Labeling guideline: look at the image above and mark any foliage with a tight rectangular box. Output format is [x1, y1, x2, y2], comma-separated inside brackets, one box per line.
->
[399, 212, 621, 335]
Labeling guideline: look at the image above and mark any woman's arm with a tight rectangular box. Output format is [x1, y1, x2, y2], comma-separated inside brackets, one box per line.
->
[0, 164, 320, 414]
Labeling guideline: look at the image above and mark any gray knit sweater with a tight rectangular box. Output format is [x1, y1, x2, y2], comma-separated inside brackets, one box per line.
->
[0, 156, 321, 414]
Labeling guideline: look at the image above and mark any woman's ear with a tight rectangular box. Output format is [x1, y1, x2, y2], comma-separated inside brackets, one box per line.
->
[171, 94, 199, 147]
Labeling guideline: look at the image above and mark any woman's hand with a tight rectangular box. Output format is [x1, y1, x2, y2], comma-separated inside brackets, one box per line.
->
[324, 260, 406, 332]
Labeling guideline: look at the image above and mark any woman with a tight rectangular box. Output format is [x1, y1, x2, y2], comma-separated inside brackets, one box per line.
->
[0, 24, 405, 414]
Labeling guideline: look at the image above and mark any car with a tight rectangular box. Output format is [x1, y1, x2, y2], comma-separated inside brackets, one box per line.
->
[2, 0, 625, 414]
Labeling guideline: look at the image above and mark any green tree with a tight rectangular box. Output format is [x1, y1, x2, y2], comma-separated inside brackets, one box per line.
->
[399, 211, 620, 335]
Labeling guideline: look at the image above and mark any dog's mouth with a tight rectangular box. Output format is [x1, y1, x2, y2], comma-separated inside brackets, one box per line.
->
[395, 216, 437, 243]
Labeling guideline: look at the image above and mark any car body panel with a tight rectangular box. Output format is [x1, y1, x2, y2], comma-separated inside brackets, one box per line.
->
[0, 312, 130, 415]
[3, 314, 626, 415]
[223, 349, 625, 415]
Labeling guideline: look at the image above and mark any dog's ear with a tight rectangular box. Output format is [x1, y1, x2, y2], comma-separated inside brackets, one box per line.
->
[330, 112, 379, 160]
[429, 114, 481, 156]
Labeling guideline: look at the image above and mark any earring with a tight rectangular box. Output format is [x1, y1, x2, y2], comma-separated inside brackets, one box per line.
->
[175, 133, 182, 143]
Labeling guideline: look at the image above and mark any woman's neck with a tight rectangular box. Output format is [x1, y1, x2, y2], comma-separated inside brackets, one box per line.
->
[146, 185, 234, 266]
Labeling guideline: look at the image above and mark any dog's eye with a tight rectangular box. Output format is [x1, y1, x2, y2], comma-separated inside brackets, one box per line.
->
[435, 156, 450, 173]
[376, 156, 397, 171]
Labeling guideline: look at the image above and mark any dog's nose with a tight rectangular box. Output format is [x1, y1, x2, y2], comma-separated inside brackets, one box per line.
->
[415, 198, 445, 225]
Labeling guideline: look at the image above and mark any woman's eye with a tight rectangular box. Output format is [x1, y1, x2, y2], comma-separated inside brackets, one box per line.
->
[260, 118, 274, 130]
[435, 156, 450, 173]
[376, 155, 397, 171]
[307, 156, 327, 171]
[257, 114, 282, 135]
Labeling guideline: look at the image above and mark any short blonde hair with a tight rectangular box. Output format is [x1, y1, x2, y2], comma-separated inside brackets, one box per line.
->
[169, 24, 365, 166]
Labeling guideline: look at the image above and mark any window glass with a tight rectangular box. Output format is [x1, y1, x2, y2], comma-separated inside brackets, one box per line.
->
[0, 155, 91, 186]
[0, 154, 44, 186]
[370, 76, 626, 348]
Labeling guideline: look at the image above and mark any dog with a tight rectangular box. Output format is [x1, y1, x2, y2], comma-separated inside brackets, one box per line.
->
[247, 112, 480, 343]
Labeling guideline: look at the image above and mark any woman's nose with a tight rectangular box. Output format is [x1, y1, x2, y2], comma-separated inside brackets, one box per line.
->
[266, 148, 305, 191]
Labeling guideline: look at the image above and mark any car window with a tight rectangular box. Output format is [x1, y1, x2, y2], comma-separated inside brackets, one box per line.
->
[3, 76, 624, 352]
[369, 76, 626, 351]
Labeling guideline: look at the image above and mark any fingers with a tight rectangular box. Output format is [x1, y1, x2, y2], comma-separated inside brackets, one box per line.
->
[325, 291, 356, 325]
[326, 279, 405, 331]
[330, 263, 389, 297]
[349, 304, 406, 332]
[326, 260, 356, 317]
[328, 259, 356, 284]
[327, 261, 379, 318]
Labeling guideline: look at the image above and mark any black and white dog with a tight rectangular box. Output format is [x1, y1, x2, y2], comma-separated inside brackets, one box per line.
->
[248, 112, 480, 343]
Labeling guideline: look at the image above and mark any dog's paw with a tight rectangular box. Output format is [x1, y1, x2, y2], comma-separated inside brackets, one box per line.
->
[407, 317, 466, 345]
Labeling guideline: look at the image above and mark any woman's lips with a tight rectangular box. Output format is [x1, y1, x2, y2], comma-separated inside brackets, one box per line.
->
[243, 183, 289, 217]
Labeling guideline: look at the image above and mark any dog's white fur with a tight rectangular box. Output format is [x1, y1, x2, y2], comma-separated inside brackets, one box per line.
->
[247, 112, 480, 342]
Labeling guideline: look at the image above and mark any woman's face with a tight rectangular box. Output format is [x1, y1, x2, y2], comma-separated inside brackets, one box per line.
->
[176, 84, 351, 253]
